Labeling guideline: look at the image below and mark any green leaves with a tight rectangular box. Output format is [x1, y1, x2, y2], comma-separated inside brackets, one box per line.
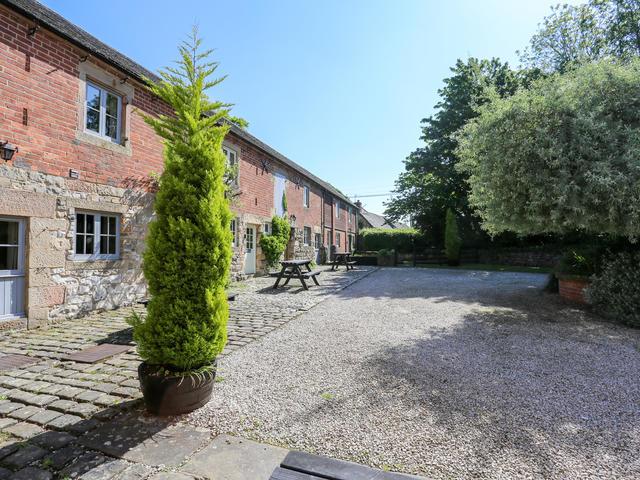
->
[259, 216, 291, 269]
[131, 29, 233, 372]
[457, 59, 640, 240]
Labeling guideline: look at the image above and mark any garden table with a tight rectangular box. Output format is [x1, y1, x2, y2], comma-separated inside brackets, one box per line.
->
[273, 259, 321, 290]
[330, 252, 356, 271]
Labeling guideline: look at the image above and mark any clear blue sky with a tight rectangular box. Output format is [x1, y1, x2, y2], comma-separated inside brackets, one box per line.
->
[44, 0, 580, 214]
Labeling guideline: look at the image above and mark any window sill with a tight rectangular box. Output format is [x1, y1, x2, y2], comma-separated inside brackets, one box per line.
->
[75, 131, 131, 156]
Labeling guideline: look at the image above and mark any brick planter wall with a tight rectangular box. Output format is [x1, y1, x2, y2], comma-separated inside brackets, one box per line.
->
[558, 276, 590, 304]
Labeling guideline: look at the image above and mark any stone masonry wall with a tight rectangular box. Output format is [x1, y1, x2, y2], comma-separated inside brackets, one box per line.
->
[0, 164, 153, 328]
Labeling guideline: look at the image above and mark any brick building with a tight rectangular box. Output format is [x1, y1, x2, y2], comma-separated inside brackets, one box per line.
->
[0, 0, 358, 329]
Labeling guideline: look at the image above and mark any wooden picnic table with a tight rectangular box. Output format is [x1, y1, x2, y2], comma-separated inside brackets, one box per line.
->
[273, 259, 322, 290]
[330, 252, 356, 271]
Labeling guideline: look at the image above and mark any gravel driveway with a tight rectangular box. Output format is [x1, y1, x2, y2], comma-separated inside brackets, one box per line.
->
[186, 268, 640, 479]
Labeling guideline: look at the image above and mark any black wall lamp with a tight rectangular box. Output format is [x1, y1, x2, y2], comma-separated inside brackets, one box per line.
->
[1, 142, 18, 162]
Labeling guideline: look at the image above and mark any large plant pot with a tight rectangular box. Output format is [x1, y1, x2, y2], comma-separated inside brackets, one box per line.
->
[558, 275, 590, 304]
[138, 361, 217, 416]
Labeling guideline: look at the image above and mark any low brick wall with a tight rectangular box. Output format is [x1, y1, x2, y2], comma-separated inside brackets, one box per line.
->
[558, 277, 590, 304]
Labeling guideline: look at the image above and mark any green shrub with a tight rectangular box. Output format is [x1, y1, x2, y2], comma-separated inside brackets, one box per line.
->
[555, 246, 603, 277]
[457, 59, 640, 239]
[587, 251, 640, 327]
[259, 215, 291, 268]
[378, 248, 395, 257]
[444, 208, 461, 265]
[360, 228, 418, 252]
[282, 191, 288, 213]
[129, 31, 232, 372]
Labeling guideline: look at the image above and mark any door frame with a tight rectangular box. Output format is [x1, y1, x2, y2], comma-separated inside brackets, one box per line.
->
[243, 224, 257, 275]
[0, 216, 26, 320]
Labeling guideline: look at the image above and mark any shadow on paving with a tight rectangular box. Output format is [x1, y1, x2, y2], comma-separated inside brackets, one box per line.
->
[359, 299, 640, 477]
[0, 398, 211, 479]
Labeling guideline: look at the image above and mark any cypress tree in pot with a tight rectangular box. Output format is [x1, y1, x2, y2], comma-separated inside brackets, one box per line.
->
[129, 30, 232, 415]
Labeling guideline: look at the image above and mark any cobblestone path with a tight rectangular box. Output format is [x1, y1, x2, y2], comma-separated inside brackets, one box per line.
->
[0, 265, 375, 479]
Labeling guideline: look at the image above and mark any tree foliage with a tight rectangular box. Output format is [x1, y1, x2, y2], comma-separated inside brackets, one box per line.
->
[259, 216, 291, 269]
[457, 59, 640, 240]
[520, 0, 640, 73]
[444, 208, 462, 265]
[385, 58, 532, 246]
[130, 30, 232, 371]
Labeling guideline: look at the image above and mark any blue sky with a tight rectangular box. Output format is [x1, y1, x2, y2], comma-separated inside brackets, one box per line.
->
[44, 0, 580, 214]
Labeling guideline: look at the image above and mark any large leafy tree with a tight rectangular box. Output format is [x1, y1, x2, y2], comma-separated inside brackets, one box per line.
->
[520, 0, 640, 73]
[385, 58, 530, 246]
[457, 59, 640, 240]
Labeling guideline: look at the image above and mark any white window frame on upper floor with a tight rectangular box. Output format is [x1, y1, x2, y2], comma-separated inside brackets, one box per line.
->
[84, 80, 123, 144]
[303, 186, 310, 208]
[73, 211, 120, 261]
[223, 144, 240, 188]
[335, 201, 340, 219]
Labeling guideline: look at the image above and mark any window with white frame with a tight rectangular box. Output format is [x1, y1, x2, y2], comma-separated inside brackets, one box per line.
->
[303, 186, 310, 208]
[74, 212, 120, 260]
[348, 206, 352, 223]
[230, 218, 238, 247]
[314, 233, 322, 249]
[303, 226, 311, 246]
[336, 232, 341, 247]
[263, 222, 271, 235]
[335, 201, 340, 219]
[223, 145, 239, 187]
[85, 81, 122, 143]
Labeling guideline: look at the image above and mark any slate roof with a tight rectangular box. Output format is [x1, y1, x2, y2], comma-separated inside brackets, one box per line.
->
[1, 0, 355, 207]
[2, 0, 159, 82]
[360, 209, 409, 229]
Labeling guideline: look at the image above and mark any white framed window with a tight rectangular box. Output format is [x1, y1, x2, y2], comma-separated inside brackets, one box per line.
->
[74, 212, 120, 260]
[230, 218, 238, 247]
[348, 206, 352, 223]
[85, 81, 122, 143]
[223, 145, 239, 187]
[314, 233, 322, 249]
[263, 222, 271, 235]
[336, 232, 341, 247]
[335, 201, 340, 219]
[303, 186, 310, 208]
[303, 226, 311, 246]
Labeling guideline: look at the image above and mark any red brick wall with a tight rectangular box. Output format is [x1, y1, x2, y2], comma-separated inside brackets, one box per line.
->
[285, 179, 322, 232]
[226, 131, 274, 218]
[0, 5, 169, 188]
[558, 277, 589, 304]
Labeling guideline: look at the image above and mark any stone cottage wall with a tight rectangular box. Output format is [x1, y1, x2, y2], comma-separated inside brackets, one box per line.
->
[0, 164, 153, 328]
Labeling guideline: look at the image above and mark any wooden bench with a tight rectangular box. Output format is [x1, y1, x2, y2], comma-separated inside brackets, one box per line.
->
[300, 269, 322, 286]
[270, 451, 421, 480]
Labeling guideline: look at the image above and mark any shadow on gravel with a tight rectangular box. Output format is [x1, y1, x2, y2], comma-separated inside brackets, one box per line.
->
[362, 303, 640, 478]
[333, 267, 554, 308]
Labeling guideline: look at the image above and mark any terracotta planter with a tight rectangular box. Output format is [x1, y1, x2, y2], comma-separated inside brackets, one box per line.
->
[138, 361, 217, 416]
[558, 275, 590, 304]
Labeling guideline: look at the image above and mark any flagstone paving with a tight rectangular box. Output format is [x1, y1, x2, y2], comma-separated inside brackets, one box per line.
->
[0, 265, 375, 479]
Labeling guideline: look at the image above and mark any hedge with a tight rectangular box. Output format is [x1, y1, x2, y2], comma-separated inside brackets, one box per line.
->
[360, 228, 419, 253]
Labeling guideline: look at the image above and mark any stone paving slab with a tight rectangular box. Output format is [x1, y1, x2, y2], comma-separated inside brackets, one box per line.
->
[182, 434, 289, 480]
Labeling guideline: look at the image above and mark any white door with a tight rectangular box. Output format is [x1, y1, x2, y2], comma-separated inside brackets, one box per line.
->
[0, 218, 26, 320]
[244, 226, 256, 275]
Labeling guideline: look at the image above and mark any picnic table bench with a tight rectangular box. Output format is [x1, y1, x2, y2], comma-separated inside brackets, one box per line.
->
[270, 451, 420, 480]
[330, 252, 356, 271]
[273, 259, 321, 291]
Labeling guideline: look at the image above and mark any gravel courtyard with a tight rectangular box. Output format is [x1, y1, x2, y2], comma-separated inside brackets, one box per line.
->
[186, 267, 640, 479]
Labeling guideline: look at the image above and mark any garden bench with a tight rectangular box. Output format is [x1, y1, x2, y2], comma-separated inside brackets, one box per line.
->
[270, 451, 420, 480]
[330, 252, 355, 271]
[273, 260, 321, 291]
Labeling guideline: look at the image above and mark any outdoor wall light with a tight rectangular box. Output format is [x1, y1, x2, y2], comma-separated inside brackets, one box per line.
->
[1, 142, 18, 161]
